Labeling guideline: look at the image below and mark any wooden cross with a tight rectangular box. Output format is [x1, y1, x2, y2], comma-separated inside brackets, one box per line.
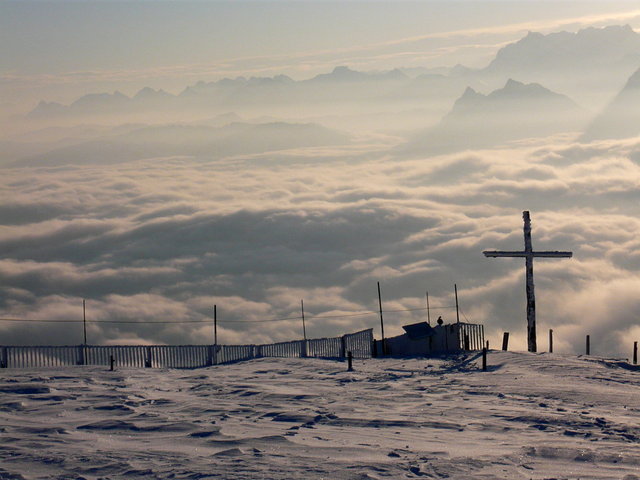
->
[483, 211, 572, 353]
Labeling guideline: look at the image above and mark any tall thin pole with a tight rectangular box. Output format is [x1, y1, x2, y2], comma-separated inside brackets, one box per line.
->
[301, 299, 307, 341]
[82, 299, 87, 345]
[523, 211, 537, 353]
[214, 305, 217, 345]
[426, 291, 431, 325]
[454, 284, 460, 324]
[377, 282, 385, 353]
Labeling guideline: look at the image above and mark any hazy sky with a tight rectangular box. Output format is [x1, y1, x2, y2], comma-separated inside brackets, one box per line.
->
[2, 1, 640, 356]
[3, 0, 640, 107]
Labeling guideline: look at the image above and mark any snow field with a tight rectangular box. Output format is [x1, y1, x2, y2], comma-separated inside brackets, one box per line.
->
[1, 351, 639, 479]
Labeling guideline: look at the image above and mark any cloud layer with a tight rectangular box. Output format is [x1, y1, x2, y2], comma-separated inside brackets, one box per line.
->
[1, 133, 639, 358]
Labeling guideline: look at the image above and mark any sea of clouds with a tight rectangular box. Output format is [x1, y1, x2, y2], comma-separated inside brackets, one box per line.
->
[2, 132, 639, 357]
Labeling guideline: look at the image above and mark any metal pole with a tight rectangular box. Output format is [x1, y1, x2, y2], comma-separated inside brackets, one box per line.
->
[633, 341, 637, 365]
[377, 282, 385, 354]
[549, 329, 553, 353]
[301, 299, 307, 341]
[586, 335, 590, 355]
[214, 305, 217, 345]
[426, 291, 431, 325]
[83, 299, 87, 345]
[454, 284, 460, 324]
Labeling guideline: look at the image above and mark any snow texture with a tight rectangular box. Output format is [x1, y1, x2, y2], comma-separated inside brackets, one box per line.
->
[1, 351, 639, 479]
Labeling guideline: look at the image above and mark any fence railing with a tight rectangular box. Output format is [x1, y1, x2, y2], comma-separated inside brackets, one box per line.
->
[456, 323, 485, 351]
[0, 328, 374, 369]
[378, 322, 485, 356]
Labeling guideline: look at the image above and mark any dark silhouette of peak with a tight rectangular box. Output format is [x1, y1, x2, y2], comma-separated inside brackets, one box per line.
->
[405, 80, 584, 154]
[452, 80, 577, 114]
[382, 68, 409, 80]
[308, 66, 411, 84]
[310, 66, 367, 82]
[582, 66, 640, 140]
[623, 67, 640, 90]
[71, 91, 129, 108]
[501, 78, 525, 91]
[460, 86, 479, 97]
[27, 100, 66, 118]
[489, 79, 567, 101]
[454, 86, 482, 105]
[449, 64, 475, 77]
[246, 75, 294, 86]
[133, 87, 173, 101]
[485, 24, 640, 74]
[218, 77, 247, 87]
[523, 31, 544, 41]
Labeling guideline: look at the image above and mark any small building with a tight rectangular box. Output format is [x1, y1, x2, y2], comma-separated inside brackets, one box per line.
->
[374, 321, 484, 356]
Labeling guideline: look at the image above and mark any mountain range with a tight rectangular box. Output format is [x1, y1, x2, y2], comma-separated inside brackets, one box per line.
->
[478, 24, 640, 107]
[15, 25, 640, 161]
[404, 79, 585, 154]
[27, 25, 640, 123]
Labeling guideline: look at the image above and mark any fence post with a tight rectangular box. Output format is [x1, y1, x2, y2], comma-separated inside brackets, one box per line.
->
[301, 340, 307, 358]
[486, 340, 489, 350]
[1, 347, 7, 368]
[586, 335, 590, 355]
[77, 345, 85, 366]
[145, 346, 152, 368]
[109, 355, 115, 371]
[549, 329, 553, 353]
[501, 332, 509, 351]
[464, 334, 470, 351]
[347, 351, 353, 371]
[634, 341, 638, 365]
[482, 347, 487, 371]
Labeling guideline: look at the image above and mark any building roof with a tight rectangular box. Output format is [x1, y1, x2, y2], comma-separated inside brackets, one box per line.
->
[402, 322, 436, 339]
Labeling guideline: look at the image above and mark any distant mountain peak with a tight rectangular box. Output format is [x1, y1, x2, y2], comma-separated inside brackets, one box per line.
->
[332, 66, 355, 75]
[485, 24, 640, 74]
[460, 86, 480, 98]
[492, 79, 560, 100]
[133, 87, 173, 100]
[502, 78, 525, 91]
[623, 66, 640, 90]
[582, 66, 640, 140]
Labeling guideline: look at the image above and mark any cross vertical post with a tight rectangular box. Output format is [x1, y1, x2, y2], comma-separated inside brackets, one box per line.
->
[377, 282, 386, 355]
[483, 211, 572, 353]
[523, 212, 536, 352]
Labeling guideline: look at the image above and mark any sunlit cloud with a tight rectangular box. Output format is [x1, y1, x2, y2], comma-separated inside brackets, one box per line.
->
[1, 131, 639, 355]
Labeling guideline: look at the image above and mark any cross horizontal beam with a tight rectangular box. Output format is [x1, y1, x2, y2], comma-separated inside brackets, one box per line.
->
[483, 250, 573, 258]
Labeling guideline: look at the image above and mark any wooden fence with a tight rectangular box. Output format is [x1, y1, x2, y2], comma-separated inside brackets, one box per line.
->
[0, 328, 373, 369]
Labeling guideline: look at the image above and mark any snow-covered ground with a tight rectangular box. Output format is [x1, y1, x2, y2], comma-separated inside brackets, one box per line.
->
[1, 351, 639, 479]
